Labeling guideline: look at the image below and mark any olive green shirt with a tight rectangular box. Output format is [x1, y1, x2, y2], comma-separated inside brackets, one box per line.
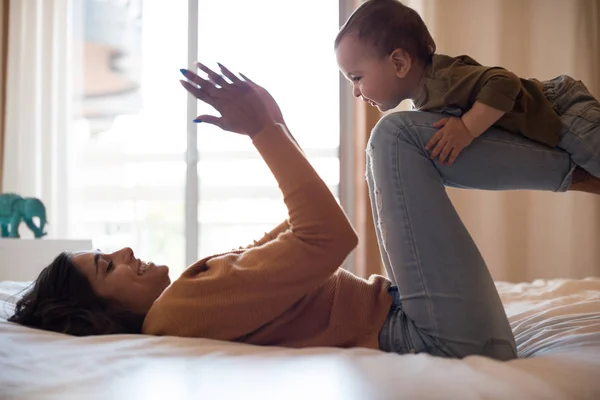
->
[413, 54, 563, 147]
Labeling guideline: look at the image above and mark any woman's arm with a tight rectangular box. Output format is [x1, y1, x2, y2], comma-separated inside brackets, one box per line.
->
[180, 64, 357, 259]
[149, 66, 358, 341]
[250, 122, 358, 257]
[196, 122, 358, 341]
[240, 220, 290, 250]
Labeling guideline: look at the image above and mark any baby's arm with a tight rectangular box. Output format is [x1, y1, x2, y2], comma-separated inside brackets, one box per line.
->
[427, 68, 521, 165]
[462, 101, 505, 137]
[463, 69, 521, 137]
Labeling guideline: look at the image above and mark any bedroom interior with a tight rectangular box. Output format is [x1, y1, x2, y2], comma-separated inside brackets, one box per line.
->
[1, 0, 599, 399]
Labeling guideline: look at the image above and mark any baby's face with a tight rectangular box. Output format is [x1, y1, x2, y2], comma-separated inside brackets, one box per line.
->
[336, 35, 406, 112]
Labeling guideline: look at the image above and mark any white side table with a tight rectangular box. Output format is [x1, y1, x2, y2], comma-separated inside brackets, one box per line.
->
[0, 239, 93, 281]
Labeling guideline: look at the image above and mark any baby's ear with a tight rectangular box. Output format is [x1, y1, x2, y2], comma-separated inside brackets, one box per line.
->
[390, 48, 412, 79]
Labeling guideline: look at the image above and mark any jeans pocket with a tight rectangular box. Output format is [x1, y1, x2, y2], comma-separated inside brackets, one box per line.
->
[480, 338, 517, 361]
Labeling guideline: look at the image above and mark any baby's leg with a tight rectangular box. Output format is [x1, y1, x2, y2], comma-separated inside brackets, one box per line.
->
[549, 76, 600, 192]
[368, 111, 573, 360]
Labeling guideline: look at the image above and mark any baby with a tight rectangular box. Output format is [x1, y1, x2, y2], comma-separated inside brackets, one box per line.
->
[335, 0, 600, 193]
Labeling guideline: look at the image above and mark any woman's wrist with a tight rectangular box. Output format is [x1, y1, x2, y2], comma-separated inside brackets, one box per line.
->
[246, 115, 277, 138]
[249, 121, 280, 140]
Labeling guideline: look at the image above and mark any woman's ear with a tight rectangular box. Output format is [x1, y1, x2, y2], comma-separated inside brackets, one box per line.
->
[390, 49, 412, 79]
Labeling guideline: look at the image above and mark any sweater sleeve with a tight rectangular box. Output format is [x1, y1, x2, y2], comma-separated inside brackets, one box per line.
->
[153, 123, 359, 341]
[240, 220, 291, 250]
[250, 123, 358, 251]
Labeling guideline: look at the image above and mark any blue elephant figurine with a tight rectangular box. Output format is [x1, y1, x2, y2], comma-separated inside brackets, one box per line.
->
[0, 193, 48, 238]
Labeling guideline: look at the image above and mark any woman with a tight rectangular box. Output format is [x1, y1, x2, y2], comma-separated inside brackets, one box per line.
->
[10, 63, 522, 360]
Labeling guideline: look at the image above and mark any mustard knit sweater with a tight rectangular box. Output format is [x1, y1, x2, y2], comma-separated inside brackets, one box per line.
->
[142, 123, 393, 349]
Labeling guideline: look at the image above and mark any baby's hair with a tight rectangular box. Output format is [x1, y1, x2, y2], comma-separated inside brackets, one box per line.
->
[335, 0, 436, 64]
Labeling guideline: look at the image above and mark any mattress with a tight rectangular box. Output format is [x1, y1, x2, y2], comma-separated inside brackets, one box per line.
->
[1, 278, 599, 400]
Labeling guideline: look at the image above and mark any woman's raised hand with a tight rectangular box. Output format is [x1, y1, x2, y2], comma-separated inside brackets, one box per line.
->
[180, 62, 279, 138]
[237, 72, 286, 126]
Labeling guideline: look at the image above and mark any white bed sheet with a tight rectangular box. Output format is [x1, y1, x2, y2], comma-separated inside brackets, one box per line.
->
[1, 278, 599, 400]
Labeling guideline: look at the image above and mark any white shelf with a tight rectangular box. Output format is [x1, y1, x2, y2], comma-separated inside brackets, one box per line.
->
[0, 239, 93, 282]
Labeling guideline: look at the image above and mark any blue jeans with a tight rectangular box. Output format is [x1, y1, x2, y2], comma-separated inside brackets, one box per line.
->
[370, 111, 575, 360]
[545, 75, 600, 179]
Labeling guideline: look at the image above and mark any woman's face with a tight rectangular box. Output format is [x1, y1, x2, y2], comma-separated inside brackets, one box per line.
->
[71, 247, 171, 315]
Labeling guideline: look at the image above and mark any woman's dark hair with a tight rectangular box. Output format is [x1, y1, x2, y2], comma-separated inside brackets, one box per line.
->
[335, 0, 436, 64]
[8, 252, 144, 336]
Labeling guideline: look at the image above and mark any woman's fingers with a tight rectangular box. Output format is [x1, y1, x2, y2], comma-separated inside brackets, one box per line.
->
[180, 70, 221, 99]
[180, 68, 208, 87]
[239, 72, 252, 82]
[180, 62, 274, 137]
[239, 72, 256, 84]
[185, 62, 251, 99]
[196, 62, 229, 87]
[217, 62, 243, 84]
[193, 114, 223, 128]
[179, 80, 217, 106]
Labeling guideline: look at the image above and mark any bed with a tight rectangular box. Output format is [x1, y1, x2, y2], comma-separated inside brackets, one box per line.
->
[1, 278, 599, 400]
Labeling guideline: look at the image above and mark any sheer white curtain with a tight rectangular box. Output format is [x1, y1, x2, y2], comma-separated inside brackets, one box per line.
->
[2, 0, 343, 275]
[3, 0, 72, 238]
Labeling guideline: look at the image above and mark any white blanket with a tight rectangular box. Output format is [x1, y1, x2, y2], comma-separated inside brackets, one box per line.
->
[1, 278, 599, 400]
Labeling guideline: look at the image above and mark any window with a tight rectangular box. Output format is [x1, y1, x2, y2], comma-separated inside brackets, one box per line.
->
[67, 0, 340, 276]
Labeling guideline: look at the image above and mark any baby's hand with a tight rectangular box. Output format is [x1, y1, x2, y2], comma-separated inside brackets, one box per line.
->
[425, 117, 475, 166]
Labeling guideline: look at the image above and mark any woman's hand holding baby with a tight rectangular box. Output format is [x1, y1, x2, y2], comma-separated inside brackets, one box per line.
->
[179, 63, 277, 138]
